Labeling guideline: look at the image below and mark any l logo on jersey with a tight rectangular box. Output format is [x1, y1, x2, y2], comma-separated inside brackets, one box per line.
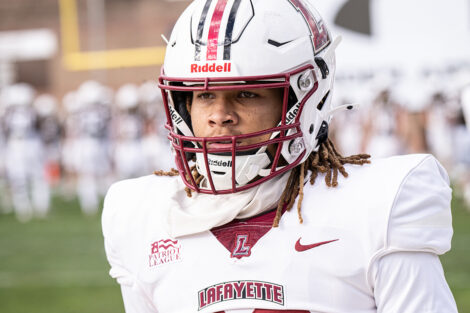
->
[231, 234, 251, 258]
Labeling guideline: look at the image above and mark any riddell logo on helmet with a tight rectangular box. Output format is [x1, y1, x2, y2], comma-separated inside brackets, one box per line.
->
[208, 159, 232, 167]
[285, 102, 300, 125]
[190, 62, 232, 73]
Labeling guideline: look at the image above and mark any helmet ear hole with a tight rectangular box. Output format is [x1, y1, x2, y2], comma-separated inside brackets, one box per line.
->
[315, 121, 329, 147]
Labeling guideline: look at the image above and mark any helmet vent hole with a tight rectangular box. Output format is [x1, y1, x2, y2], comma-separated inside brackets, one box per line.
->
[267, 39, 292, 47]
[314, 57, 329, 79]
[316, 91, 330, 111]
[309, 124, 314, 134]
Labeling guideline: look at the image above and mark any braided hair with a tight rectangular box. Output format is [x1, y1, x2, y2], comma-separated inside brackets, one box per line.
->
[271, 139, 370, 227]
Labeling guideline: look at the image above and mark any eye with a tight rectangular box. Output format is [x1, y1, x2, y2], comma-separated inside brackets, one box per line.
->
[238, 91, 258, 98]
[195, 92, 214, 100]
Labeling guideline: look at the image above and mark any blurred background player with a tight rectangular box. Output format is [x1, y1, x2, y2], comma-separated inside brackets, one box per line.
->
[112, 83, 147, 180]
[361, 73, 404, 157]
[33, 94, 63, 189]
[138, 80, 174, 172]
[0, 83, 50, 222]
[61, 90, 81, 200]
[453, 71, 470, 209]
[71, 80, 112, 215]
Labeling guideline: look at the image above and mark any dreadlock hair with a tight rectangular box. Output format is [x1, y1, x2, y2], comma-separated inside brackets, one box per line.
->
[154, 139, 370, 227]
[271, 138, 370, 227]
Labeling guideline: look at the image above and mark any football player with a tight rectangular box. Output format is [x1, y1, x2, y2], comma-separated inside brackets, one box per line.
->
[113, 84, 147, 180]
[2, 83, 50, 221]
[74, 81, 113, 214]
[103, 0, 457, 312]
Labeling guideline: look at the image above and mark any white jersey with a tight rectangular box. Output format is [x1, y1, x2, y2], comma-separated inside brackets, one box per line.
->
[102, 154, 457, 313]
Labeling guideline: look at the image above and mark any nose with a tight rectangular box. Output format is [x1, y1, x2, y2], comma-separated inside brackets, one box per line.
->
[208, 97, 239, 127]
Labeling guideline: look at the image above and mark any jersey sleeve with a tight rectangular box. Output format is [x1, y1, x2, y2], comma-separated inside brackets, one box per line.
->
[370, 155, 456, 312]
[385, 155, 453, 255]
[102, 182, 158, 313]
[373, 251, 457, 313]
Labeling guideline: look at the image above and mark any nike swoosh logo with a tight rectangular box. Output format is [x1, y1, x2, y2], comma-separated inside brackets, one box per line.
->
[295, 238, 339, 252]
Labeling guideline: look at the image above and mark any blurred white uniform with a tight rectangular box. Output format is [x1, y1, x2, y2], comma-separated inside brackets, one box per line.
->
[141, 120, 174, 173]
[72, 81, 112, 215]
[426, 99, 453, 167]
[138, 81, 174, 172]
[463, 85, 470, 129]
[365, 105, 402, 157]
[113, 84, 148, 180]
[103, 154, 457, 312]
[0, 109, 7, 211]
[362, 85, 402, 158]
[34, 94, 62, 186]
[2, 84, 50, 221]
[61, 91, 80, 180]
[331, 79, 365, 156]
[114, 113, 147, 179]
[454, 84, 470, 208]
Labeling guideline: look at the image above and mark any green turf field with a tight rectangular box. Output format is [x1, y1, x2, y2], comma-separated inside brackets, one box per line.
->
[441, 194, 470, 313]
[0, 192, 469, 313]
[0, 196, 124, 313]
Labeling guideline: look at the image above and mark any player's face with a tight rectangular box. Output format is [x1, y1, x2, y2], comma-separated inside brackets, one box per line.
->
[189, 88, 283, 148]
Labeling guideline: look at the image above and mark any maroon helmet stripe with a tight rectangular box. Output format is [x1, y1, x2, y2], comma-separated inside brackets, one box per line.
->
[206, 0, 229, 60]
[288, 0, 331, 53]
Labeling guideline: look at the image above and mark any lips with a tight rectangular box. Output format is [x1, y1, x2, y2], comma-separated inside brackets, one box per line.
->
[207, 140, 240, 149]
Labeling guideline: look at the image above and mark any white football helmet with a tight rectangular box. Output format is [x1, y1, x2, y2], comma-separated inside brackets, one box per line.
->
[34, 94, 58, 117]
[1, 83, 35, 108]
[159, 0, 344, 194]
[116, 84, 139, 111]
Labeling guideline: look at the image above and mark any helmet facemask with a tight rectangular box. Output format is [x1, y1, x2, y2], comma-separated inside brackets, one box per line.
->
[159, 65, 324, 194]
